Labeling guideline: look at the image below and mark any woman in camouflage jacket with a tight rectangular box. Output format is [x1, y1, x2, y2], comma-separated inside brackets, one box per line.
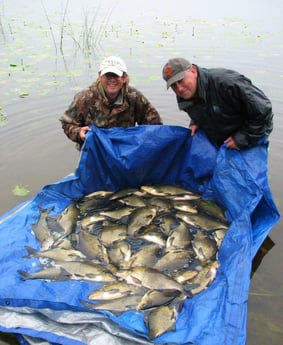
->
[60, 56, 162, 149]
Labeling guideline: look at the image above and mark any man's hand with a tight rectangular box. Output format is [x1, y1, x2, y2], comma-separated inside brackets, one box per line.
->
[224, 136, 240, 150]
[189, 124, 199, 136]
[79, 126, 92, 141]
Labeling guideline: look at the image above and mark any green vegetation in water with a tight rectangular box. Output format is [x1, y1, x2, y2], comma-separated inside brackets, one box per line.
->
[12, 184, 30, 197]
[0, 2, 118, 101]
[19, 93, 29, 98]
[0, 105, 8, 126]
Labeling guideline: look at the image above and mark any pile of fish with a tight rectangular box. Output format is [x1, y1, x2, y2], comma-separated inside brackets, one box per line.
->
[18, 185, 230, 339]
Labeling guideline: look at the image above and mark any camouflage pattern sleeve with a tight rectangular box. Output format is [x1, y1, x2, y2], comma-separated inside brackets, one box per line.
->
[59, 89, 93, 144]
[59, 112, 83, 144]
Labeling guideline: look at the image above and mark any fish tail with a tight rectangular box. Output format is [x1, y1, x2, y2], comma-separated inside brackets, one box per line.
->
[23, 245, 38, 258]
[17, 270, 29, 281]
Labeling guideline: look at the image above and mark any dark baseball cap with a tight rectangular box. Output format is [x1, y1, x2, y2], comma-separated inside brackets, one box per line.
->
[162, 58, 192, 89]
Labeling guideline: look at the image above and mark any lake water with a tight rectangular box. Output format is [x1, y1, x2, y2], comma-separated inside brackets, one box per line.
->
[0, 0, 282, 344]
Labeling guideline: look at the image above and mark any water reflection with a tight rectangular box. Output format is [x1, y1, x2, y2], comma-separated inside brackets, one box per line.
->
[251, 236, 275, 277]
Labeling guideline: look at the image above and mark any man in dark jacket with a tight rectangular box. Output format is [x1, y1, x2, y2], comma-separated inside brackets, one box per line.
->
[162, 58, 273, 149]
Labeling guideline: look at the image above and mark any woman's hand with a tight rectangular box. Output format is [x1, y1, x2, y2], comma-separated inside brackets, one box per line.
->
[79, 126, 92, 141]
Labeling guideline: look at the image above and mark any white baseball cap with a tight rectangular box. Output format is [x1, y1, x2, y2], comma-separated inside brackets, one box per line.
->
[99, 56, 127, 77]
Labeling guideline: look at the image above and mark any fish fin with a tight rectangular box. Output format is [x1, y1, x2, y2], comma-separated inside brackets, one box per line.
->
[58, 267, 73, 280]
[170, 293, 187, 313]
[80, 299, 93, 309]
[183, 283, 200, 296]
[17, 270, 29, 281]
[79, 299, 123, 316]
[37, 206, 54, 217]
[23, 245, 38, 258]
[45, 216, 63, 232]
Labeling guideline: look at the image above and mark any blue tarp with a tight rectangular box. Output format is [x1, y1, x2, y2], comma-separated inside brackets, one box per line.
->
[0, 125, 280, 345]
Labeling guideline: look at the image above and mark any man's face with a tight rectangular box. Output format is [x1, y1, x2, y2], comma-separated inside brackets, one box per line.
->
[170, 66, 198, 99]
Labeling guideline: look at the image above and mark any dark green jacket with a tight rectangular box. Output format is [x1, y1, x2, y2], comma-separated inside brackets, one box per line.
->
[177, 65, 273, 148]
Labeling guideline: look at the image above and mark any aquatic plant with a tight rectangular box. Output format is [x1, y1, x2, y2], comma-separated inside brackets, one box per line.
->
[12, 184, 30, 197]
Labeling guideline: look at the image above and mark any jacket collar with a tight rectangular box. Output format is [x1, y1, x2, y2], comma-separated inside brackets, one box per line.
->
[196, 65, 208, 101]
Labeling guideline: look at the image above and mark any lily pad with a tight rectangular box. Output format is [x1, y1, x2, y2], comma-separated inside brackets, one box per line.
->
[19, 93, 29, 98]
[12, 184, 30, 196]
[0, 108, 8, 126]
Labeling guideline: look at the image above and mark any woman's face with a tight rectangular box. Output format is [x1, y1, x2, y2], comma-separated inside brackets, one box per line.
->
[170, 65, 198, 99]
[99, 73, 126, 100]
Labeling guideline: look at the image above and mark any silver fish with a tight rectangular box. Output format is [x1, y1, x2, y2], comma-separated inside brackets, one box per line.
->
[172, 268, 199, 284]
[172, 201, 198, 214]
[136, 289, 181, 310]
[79, 213, 106, 229]
[99, 206, 134, 220]
[167, 194, 201, 201]
[18, 266, 71, 281]
[31, 207, 54, 250]
[141, 185, 195, 196]
[52, 238, 74, 250]
[88, 282, 147, 301]
[145, 293, 186, 339]
[153, 249, 193, 273]
[24, 245, 86, 262]
[77, 191, 113, 212]
[192, 230, 218, 263]
[187, 261, 219, 295]
[107, 240, 132, 268]
[81, 294, 143, 314]
[81, 190, 113, 199]
[128, 243, 162, 268]
[53, 260, 116, 282]
[56, 203, 79, 237]
[145, 302, 176, 339]
[77, 229, 109, 263]
[166, 221, 193, 250]
[116, 267, 183, 292]
[46, 203, 80, 245]
[155, 214, 180, 236]
[194, 199, 228, 223]
[117, 195, 147, 208]
[210, 228, 227, 248]
[176, 212, 229, 231]
[99, 224, 128, 245]
[127, 206, 157, 236]
[108, 188, 139, 201]
[146, 196, 173, 212]
[138, 227, 167, 247]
